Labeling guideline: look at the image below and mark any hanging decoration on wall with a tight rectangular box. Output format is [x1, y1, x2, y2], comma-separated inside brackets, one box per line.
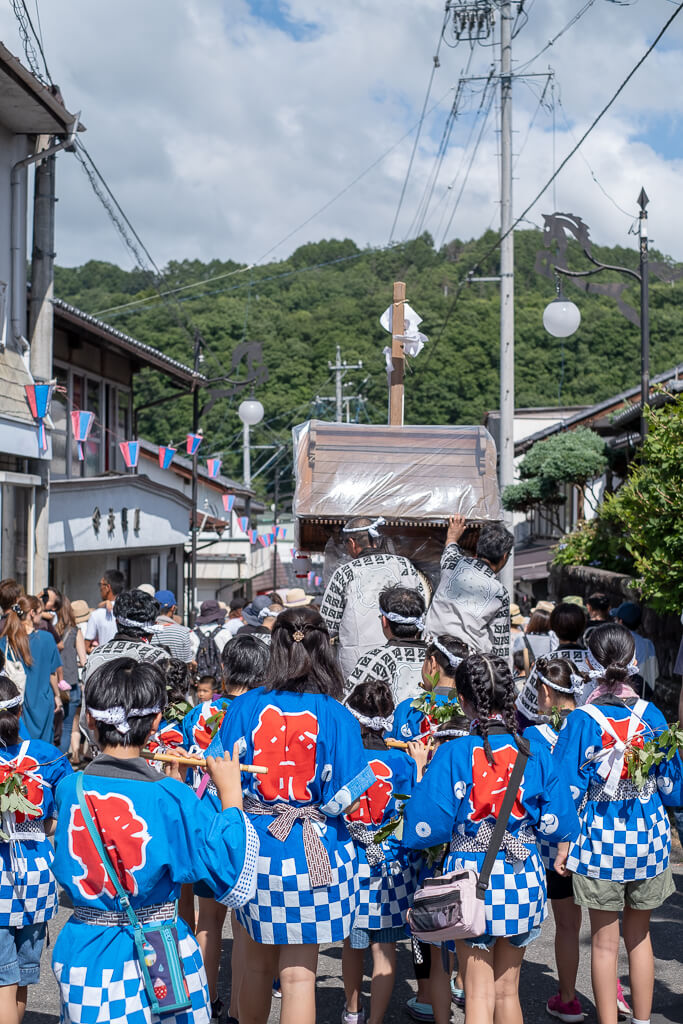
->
[71, 410, 95, 461]
[258, 534, 273, 547]
[207, 458, 222, 479]
[237, 516, 249, 533]
[119, 440, 140, 470]
[24, 382, 55, 452]
[222, 493, 235, 513]
[159, 444, 176, 470]
[248, 529, 258, 544]
[186, 431, 203, 456]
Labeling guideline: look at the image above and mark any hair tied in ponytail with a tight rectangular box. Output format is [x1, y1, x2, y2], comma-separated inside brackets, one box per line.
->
[10, 604, 24, 619]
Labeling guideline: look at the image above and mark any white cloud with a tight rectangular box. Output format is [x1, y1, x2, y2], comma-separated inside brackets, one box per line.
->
[0, 0, 682, 270]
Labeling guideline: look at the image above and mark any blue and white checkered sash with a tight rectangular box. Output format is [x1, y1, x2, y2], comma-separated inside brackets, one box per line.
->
[243, 796, 333, 888]
[345, 821, 384, 867]
[450, 821, 535, 864]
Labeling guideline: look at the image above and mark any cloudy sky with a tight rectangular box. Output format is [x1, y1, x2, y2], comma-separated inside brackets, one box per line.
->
[1, 0, 683, 271]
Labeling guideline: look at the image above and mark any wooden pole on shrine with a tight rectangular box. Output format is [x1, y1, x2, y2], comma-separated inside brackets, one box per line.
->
[389, 281, 406, 425]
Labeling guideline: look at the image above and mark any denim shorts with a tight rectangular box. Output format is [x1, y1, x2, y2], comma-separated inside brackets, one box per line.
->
[349, 925, 406, 949]
[0, 922, 46, 986]
[463, 926, 541, 950]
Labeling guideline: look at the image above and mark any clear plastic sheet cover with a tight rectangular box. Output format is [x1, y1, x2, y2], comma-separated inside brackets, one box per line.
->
[292, 420, 503, 524]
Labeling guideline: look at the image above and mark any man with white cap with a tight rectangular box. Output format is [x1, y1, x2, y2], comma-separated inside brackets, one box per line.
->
[320, 516, 427, 677]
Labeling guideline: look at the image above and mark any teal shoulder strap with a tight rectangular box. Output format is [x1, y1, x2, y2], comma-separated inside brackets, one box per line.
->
[75, 772, 139, 931]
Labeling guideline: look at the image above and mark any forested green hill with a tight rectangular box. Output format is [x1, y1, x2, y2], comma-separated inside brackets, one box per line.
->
[54, 229, 683, 500]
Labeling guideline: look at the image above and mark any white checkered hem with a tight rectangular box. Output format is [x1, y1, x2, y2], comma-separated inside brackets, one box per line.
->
[353, 856, 420, 931]
[0, 861, 58, 926]
[54, 932, 210, 1024]
[235, 838, 360, 944]
[568, 805, 671, 881]
[219, 814, 259, 909]
[446, 849, 548, 936]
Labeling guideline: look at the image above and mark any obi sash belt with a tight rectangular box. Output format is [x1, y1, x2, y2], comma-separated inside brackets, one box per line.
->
[345, 821, 384, 867]
[450, 821, 535, 864]
[0, 741, 50, 887]
[243, 796, 333, 888]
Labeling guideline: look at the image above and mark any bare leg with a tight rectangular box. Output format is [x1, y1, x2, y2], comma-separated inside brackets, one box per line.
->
[229, 914, 246, 1020]
[622, 906, 654, 1023]
[342, 939, 365, 1013]
[178, 884, 196, 932]
[195, 897, 227, 1002]
[368, 942, 396, 1024]
[16, 985, 27, 1024]
[492, 938, 525, 1024]
[429, 947, 454, 1024]
[238, 933, 279, 1024]
[456, 940, 495, 1024]
[589, 909, 620, 1024]
[279, 943, 319, 1024]
[551, 898, 582, 1002]
[0, 986, 20, 1024]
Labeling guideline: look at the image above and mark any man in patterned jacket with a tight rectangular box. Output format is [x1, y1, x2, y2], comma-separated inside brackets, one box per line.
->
[345, 585, 428, 704]
[320, 517, 428, 677]
[424, 514, 513, 658]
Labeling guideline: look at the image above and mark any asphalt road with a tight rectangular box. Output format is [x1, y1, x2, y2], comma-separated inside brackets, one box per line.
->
[24, 866, 683, 1024]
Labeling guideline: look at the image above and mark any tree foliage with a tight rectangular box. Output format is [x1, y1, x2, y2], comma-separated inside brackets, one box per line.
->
[53, 228, 683, 504]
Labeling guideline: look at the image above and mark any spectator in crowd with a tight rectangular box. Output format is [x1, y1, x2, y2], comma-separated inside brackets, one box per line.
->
[584, 592, 610, 642]
[345, 586, 428, 704]
[514, 604, 557, 667]
[190, 600, 235, 659]
[84, 590, 169, 683]
[241, 595, 276, 628]
[84, 569, 126, 652]
[152, 589, 194, 663]
[54, 595, 87, 759]
[610, 601, 659, 693]
[224, 596, 247, 638]
[321, 516, 428, 676]
[425, 514, 513, 659]
[549, 602, 591, 677]
[70, 599, 92, 639]
[0, 578, 22, 629]
[1, 596, 62, 742]
[510, 602, 526, 648]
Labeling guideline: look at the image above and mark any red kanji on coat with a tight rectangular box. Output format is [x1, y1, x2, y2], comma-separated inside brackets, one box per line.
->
[347, 759, 393, 825]
[69, 793, 150, 899]
[469, 745, 525, 823]
[252, 706, 318, 802]
[600, 716, 646, 780]
[0, 755, 43, 823]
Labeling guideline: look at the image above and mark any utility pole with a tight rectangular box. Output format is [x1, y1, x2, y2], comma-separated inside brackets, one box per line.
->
[389, 281, 406, 425]
[498, 0, 515, 596]
[328, 345, 363, 423]
[189, 330, 202, 624]
[29, 150, 56, 590]
[272, 465, 280, 591]
[638, 188, 649, 441]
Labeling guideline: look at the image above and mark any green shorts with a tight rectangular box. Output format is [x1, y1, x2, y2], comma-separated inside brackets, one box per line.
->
[572, 866, 675, 912]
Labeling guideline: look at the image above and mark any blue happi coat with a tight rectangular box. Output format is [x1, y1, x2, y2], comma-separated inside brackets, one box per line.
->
[403, 730, 579, 936]
[553, 698, 683, 882]
[345, 745, 421, 931]
[0, 738, 72, 926]
[523, 720, 569, 871]
[219, 686, 375, 944]
[51, 758, 258, 1024]
[388, 691, 453, 744]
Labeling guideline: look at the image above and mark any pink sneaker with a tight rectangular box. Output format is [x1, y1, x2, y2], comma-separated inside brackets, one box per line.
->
[616, 979, 631, 1021]
[546, 993, 585, 1023]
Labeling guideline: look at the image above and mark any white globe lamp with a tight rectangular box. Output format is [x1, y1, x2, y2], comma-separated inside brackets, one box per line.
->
[238, 398, 264, 427]
[542, 297, 581, 338]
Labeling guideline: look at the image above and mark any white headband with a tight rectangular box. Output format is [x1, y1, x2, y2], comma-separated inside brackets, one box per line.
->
[115, 615, 163, 634]
[434, 728, 469, 739]
[381, 609, 425, 630]
[585, 650, 638, 680]
[0, 695, 22, 710]
[536, 669, 583, 697]
[343, 516, 386, 538]
[347, 706, 394, 732]
[430, 638, 463, 670]
[87, 704, 162, 735]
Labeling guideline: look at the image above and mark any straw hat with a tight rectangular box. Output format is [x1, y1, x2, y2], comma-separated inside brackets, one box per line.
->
[71, 600, 92, 624]
[510, 603, 525, 626]
[532, 600, 555, 615]
[283, 587, 314, 608]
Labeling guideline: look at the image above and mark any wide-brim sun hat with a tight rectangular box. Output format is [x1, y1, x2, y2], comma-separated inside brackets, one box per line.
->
[531, 600, 555, 615]
[195, 599, 226, 625]
[71, 600, 92, 624]
[510, 603, 525, 626]
[283, 587, 315, 608]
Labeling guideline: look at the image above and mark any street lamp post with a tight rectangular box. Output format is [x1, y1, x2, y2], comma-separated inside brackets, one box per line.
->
[541, 190, 650, 440]
[238, 396, 264, 489]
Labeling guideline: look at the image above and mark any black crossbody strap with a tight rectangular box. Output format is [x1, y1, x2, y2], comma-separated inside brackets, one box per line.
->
[476, 750, 528, 898]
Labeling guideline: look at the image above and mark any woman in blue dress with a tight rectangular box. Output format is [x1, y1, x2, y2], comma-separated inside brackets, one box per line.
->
[402, 653, 580, 1024]
[0, 598, 62, 742]
[220, 606, 376, 1024]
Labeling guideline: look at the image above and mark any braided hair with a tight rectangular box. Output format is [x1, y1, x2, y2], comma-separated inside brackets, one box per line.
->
[455, 653, 529, 765]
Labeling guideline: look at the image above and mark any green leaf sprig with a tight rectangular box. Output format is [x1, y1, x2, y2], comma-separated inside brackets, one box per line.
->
[625, 721, 683, 790]
[0, 771, 41, 841]
[164, 699, 194, 724]
[205, 702, 230, 740]
[411, 689, 461, 726]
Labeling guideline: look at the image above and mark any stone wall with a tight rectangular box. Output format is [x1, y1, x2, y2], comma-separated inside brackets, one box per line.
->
[549, 563, 682, 718]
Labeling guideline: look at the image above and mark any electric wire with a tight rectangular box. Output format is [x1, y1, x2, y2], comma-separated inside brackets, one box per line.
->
[515, 0, 598, 75]
[425, 0, 683, 363]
